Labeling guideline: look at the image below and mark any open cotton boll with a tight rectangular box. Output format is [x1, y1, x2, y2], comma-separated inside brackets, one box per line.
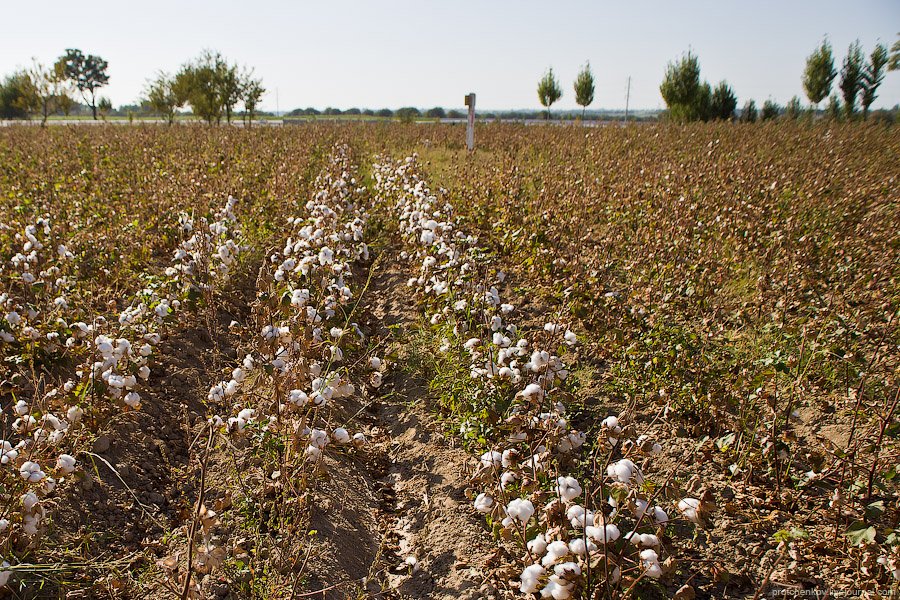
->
[124, 391, 141, 408]
[556, 476, 582, 502]
[521, 383, 544, 402]
[586, 523, 621, 544]
[480, 450, 502, 468]
[640, 549, 663, 578]
[0, 441, 19, 464]
[678, 497, 702, 524]
[527, 533, 548, 557]
[519, 564, 545, 594]
[352, 432, 366, 446]
[607, 458, 642, 485]
[22, 491, 39, 511]
[66, 405, 84, 423]
[56, 454, 76, 475]
[564, 330, 577, 345]
[651, 505, 669, 524]
[541, 579, 573, 600]
[568, 538, 596, 556]
[505, 498, 535, 524]
[541, 541, 570, 566]
[474, 493, 493, 513]
[20, 461, 45, 483]
[332, 428, 351, 444]
[224, 379, 239, 397]
[369, 356, 382, 370]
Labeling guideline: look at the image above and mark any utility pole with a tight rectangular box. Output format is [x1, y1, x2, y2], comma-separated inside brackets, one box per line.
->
[624, 77, 631, 125]
[276, 88, 280, 117]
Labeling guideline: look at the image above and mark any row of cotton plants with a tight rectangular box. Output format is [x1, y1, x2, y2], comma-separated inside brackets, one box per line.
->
[0, 196, 245, 586]
[373, 155, 709, 598]
[183, 145, 376, 594]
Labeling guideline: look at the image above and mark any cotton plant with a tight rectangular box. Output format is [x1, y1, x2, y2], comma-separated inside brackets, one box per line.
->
[374, 155, 698, 597]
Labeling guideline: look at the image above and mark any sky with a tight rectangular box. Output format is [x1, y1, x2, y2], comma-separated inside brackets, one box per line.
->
[1, 0, 898, 112]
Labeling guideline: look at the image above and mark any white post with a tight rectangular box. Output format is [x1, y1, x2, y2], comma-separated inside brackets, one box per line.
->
[465, 93, 476, 151]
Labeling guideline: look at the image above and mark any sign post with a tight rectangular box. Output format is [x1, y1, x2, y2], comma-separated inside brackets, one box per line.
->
[464, 93, 476, 152]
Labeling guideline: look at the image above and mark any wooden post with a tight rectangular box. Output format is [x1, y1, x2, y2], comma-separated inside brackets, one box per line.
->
[464, 93, 476, 151]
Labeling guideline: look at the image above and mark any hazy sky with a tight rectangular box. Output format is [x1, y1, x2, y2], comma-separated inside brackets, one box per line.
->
[2, 0, 898, 112]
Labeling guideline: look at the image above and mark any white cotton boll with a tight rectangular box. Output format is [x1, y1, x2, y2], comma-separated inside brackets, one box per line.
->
[304, 445, 322, 460]
[333, 428, 351, 444]
[237, 408, 255, 422]
[652, 505, 669, 524]
[15, 400, 29, 416]
[500, 471, 518, 488]
[125, 392, 141, 408]
[540, 579, 572, 600]
[519, 564, 545, 594]
[309, 429, 328, 449]
[329, 345, 343, 362]
[289, 389, 308, 405]
[318, 246, 334, 265]
[474, 493, 493, 513]
[0, 441, 18, 464]
[480, 450, 503, 469]
[634, 498, 648, 520]
[208, 384, 225, 402]
[22, 492, 39, 511]
[139, 365, 151, 380]
[224, 380, 239, 397]
[521, 383, 544, 402]
[607, 458, 642, 484]
[506, 498, 535, 524]
[67, 405, 84, 423]
[56, 454, 76, 475]
[640, 549, 662, 578]
[500, 303, 514, 314]
[678, 498, 702, 523]
[369, 356, 382, 370]
[530, 350, 549, 370]
[122, 375, 137, 389]
[329, 327, 343, 339]
[541, 541, 570, 566]
[139, 343, 153, 357]
[352, 432, 366, 446]
[556, 476, 582, 502]
[568, 538, 596, 556]
[370, 371, 383, 388]
[528, 533, 548, 557]
[20, 461, 45, 482]
[554, 561, 582, 578]
[564, 330, 577, 345]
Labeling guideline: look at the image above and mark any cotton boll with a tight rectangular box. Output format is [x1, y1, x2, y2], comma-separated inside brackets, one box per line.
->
[15, 400, 29, 416]
[474, 493, 493, 513]
[56, 454, 77, 475]
[652, 505, 669, 524]
[568, 538, 596, 556]
[20, 461, 45, 483]
[527, 533, 548, 557]
[521, 383, 544, 402]
[678, 498, 702, 524]
[22, 492, 39, 511]
[480, 450, 502, 469]
[0, 441, 18, 464]
[541, 540, 570, 566]
[369, 356, 382, 370]
[289, 389, 308, 405]
[501, 471, 518, 488]
[607, 458, 642, 484]
[505, 498, 535, 524]
[352, 432, 366, 446]
[67, 405, 84, 423]
[556, 476, 582, 502]
[124, 392, 141, 408]
[519, 564, 545, 594]
[332, 428, 351, 444]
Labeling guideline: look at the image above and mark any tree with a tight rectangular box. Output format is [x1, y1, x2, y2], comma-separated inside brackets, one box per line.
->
[803, 39, 837, 110]
[826, 94, 841, 120]
[861, 44, 888, 119]
[0, 72, 32, 119]
[573, 62, 595, 119]
[217, 58, 242, 124]
[97, 96, 112, 119]
[144, 72, 179, 124]
[25, 60, 67, 126]
[740, 100, 757, 123]
[537, 68, 562, 119]
[785, 96, 803, 120]
[839, 40, 865, 118]
[709, 80, 737, 120]
[889, 33, 900, 71]
[425, 107, 446, 118]
[174, 50, 225, 124]
[57, 49, 109, 119]
[660, 51, 710, 122]
[240, 69, 265, 126]
[761, 99, 780, 121]
[396, 107, 420, 123]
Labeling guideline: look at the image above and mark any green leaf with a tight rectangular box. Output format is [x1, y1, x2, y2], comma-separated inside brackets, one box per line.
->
[845, 520, 876, 546]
